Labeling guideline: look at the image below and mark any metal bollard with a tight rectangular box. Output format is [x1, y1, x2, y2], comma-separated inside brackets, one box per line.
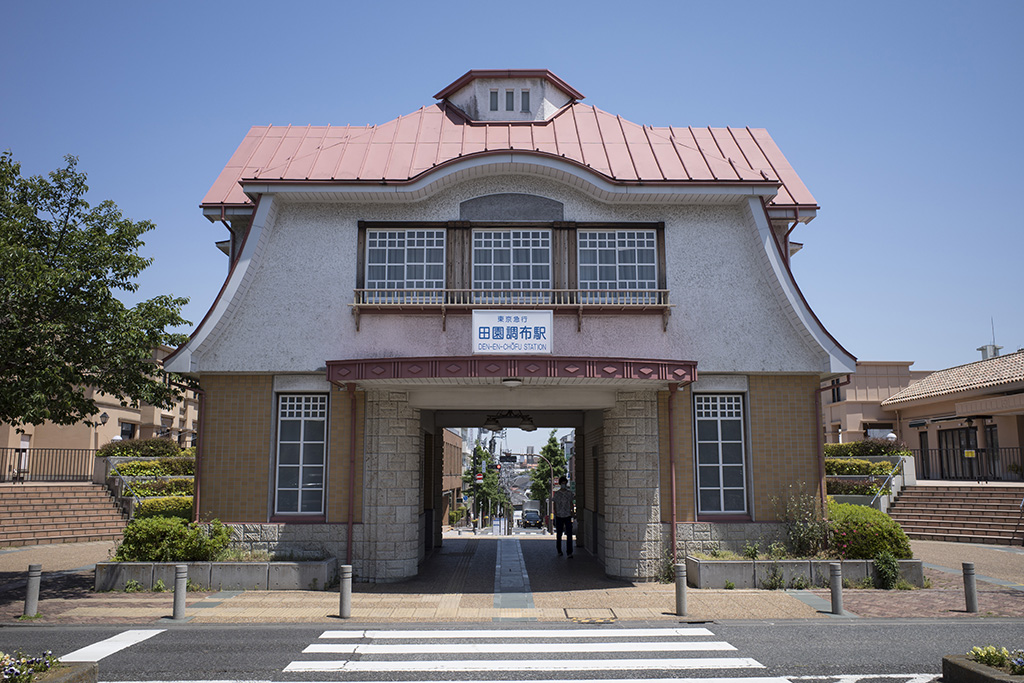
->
[24, 564, 41, 617]
[173, 564, 187, 620]
[829, 563, 843, 615]
[339, 564, 353, 619]
[962, 562, 978, 613]
[674, 563, 687, 617]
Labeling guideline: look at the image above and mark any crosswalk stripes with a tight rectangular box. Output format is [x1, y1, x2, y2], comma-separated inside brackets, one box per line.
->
[283, 626, 763, 674]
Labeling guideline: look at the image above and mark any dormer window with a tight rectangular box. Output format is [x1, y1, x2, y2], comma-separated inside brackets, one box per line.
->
[489, 90, 498, 111]
[505, 90, 515, 111]
[520, 90, 530, 113]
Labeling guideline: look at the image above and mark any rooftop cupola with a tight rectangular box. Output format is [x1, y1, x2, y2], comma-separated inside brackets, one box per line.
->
[433, 69, 584, 122]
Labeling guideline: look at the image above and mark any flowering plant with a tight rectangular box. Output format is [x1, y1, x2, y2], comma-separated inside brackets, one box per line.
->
[0, 651, 59, 683]
[967, 645, 1024, 675]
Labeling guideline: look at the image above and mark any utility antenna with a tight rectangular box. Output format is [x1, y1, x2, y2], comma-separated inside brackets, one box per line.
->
[991, 317, 997, 346]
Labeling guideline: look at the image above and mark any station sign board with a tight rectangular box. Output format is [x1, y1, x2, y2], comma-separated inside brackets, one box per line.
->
[472, 310, 552, 354]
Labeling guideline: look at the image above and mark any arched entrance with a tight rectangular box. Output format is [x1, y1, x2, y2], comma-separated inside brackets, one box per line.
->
[327, 356, 695, 582]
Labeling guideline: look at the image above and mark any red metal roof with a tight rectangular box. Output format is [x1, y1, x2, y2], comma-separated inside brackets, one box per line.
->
[202, 102, 817, 211]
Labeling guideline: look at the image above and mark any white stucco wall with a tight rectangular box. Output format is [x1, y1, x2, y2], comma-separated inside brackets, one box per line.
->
[180, 173, 835, 375]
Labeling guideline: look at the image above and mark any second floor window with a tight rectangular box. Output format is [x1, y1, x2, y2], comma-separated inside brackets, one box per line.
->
[473, 230, 551, 298]
[366, 229, 445, 291]
[579, 230, 657, 301]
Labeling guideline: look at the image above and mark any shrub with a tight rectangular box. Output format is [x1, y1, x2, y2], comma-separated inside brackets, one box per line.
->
[773, 483, 830, 556]
[114, 517, 231, 562]
[124, 478, 194, 497]
[112, 457, 195, 477]
[134, 496, 194, 520]
[824, 458, 874, 475]
[824, 439, 910, 458]
[828, 499, 912, 559]
[873, 551, 901, 589]
[826, 479, 891, 496]
[98, 438, 184, 458]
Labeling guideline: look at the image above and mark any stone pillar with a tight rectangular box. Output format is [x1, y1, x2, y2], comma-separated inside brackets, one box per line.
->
[361, 390, 422, 582]
[602, 390, 662, 580]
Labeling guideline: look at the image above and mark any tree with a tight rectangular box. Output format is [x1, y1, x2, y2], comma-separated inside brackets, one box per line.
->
[462, 442, 509, 518]
[0, 151, 190, 427]
[529, 429, 567, 508]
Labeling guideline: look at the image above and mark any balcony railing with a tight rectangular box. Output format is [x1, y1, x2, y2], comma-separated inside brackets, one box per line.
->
[911, 447, 1023, 482]
[1, 448, 96, 483]
[351, 288, 672, 331]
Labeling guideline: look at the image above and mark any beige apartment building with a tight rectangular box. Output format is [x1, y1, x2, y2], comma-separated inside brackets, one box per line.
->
[822, 350, 1024, 482]
[1, 347, 200, 482]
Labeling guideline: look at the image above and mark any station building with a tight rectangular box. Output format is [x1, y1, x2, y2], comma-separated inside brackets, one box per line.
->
[165, 69, 855, 582]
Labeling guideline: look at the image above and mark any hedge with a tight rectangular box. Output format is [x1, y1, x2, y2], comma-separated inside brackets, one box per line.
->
[825, 479, 889, 496]
[824, 439, 911, 459]
[111, 457, 195, 477]
[114, 517, 230, 562]
[124, 478, 194, 498]
[828, 499, 912, 559]
[824, 458, 897, 476]
[97, 438, 186, 458]
[134, 495, 194, 520]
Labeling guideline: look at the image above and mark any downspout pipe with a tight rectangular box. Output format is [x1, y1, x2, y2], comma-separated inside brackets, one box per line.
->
[345, 383, 358, 566]
[668, 384, 679, 563]
[192, 386, 205, 524]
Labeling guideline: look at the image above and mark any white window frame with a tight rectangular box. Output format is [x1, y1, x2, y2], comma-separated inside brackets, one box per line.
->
[694, 394, 747, 515]
[578, 229, 658, 303]
[472, 229, 551, 303]
[520, 89, 530, 112]
[489, 89, 499, 111]
[505, 89, 515, 111]
[275, 394, 328, 515]
[365, 229, 446, 302]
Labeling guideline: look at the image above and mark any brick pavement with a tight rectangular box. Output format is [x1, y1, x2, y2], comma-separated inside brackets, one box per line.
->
[1, 535, 1021, 625]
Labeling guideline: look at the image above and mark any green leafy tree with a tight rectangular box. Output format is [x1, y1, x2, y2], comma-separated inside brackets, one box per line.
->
[0, 151, 190, 427]
[462, 442, 509, 517]
[529, 429, 566, 509]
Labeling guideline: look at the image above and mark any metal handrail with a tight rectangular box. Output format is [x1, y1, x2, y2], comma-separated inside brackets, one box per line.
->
[353, 287, 671, 307]
[869, 457, 905, 508]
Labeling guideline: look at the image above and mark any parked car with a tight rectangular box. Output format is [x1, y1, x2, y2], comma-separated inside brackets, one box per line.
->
[521, 509, 543, 528]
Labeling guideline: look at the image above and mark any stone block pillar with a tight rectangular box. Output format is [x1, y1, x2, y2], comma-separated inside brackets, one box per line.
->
[360, 390, 421, 582]
[602, 390, 662, 580]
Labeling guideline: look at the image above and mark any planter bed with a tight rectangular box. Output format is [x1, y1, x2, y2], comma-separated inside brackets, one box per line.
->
[95, 558, 337, 592]
[684, 556, 923, 589]
[943, 655, 1020, 683]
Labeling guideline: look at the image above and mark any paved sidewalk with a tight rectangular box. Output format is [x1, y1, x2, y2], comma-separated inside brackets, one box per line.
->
[1, 535, 1021, 625]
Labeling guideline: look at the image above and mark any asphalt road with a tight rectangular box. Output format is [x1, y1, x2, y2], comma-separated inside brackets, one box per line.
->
[1, 619, 1018, 681]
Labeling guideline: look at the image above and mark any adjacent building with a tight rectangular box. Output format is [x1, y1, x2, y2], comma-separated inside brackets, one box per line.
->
[165, 69, 855, 581]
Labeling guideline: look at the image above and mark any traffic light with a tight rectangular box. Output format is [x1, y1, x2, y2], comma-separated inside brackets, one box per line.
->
[496, 463, 502, 471]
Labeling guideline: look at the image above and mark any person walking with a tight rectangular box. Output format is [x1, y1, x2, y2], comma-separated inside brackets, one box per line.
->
[552, 476, 574, 557]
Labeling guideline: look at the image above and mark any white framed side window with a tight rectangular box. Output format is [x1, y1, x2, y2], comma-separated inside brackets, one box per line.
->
[694, 394, 747, 514]
[489, 90, 499, 111]
[520, 89, 530, 112]
[578, 229, 657, 302]
[472, 229, 551, 303]
[275, 395, 327, 515]
[365, 229, 445, 302]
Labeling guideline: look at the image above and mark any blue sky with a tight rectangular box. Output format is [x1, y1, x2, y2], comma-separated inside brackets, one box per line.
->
[4, 1, 1022, 452]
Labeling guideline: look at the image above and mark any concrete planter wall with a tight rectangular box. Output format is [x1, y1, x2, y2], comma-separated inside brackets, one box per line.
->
[943, 655, 1019, 683]
[684, 556, 923, 589]
[34, 662, 98, 683]
[95, 558, 337, 592]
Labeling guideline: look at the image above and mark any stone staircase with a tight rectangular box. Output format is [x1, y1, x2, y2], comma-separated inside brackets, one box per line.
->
[0, 483, 127, 547]
[887, 483, 1024, 545]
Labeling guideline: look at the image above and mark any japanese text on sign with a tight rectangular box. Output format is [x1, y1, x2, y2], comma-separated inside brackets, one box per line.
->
[472, 310, 552, 354]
